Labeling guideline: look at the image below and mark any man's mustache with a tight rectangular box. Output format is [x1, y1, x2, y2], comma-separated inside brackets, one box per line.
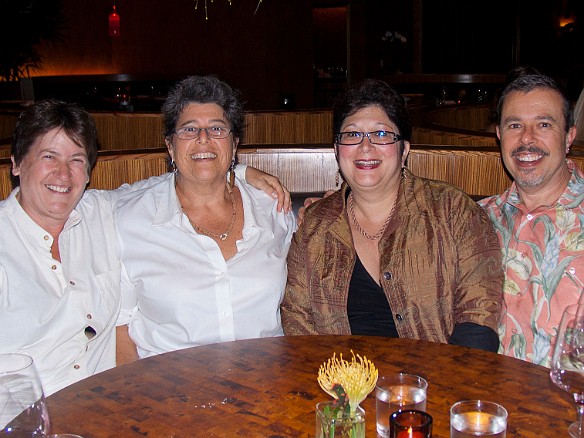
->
[511, 145, 549, 157]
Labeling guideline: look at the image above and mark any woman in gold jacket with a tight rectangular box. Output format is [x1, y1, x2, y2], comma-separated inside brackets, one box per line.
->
[281, 79, 504, 351]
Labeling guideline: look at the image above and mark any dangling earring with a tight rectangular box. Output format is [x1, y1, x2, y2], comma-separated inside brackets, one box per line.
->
[335, 169, 340, 186]
[171, 159, 177, 174]
[401, 165, 407, 179]
[229, 158, 236, 189]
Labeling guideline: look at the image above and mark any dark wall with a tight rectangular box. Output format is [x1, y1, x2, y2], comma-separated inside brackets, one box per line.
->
[348, 0, 581, 90]
[519, 0, 584, 96]
[349, 0, 416, 82]
[29, 0, 584, 108]
[35, 0, 314, 110]
[421, 0, 515, 73]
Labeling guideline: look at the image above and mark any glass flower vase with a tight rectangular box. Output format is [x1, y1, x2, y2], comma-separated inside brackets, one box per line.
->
[315, 401, 365, 438]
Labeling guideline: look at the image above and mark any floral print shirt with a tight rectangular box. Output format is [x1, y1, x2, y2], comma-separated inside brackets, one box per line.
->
[479, 160, 584, 367]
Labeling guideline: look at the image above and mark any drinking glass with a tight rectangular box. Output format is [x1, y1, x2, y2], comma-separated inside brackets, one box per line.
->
[450, 400, 507, 437]
[0, 353, 50, 436]
[375, 373, 428, 437]
[550, 303, 584, 437]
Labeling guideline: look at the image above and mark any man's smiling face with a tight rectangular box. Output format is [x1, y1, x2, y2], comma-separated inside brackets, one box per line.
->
[497, 88, 576, 194]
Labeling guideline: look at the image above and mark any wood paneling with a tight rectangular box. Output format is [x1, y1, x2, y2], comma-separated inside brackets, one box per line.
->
[238, 147, 339, 194]
[0, 111, 19, 140]
[238, 146, 515, 197]
[90, 112, 166, 150]
[86, 150, 170, 191]
[243, 111, 333, 145]
[411, 127, 499, 147]
[3, 107, 503, 152]
[89, 110, 334, 150]
[407, 147, 511, 197]
[426, 105, 493, 131]
[1, 146, 584, 202]
[35, 0, 314, 110]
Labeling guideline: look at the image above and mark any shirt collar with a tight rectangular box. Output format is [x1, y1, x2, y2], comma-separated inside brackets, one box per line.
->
[152, 173, 183, 226]
[503, 159, 584, 210]
[9, 187, 82, 248]
[150, 173, 273, 235]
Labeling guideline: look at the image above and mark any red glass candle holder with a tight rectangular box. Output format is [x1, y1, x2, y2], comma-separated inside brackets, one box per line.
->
[390, 410, 432, 438]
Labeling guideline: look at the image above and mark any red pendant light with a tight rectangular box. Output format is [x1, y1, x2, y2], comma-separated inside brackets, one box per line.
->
[109, 3, 120, 37]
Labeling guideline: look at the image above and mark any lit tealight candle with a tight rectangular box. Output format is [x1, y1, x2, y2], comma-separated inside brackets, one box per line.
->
[467, 411, 490, 427]
[396, 426, 424, 438]
[390, 410, 432, 438]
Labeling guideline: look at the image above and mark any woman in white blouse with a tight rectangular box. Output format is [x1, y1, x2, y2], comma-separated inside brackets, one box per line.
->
[115, 76, 296, 360]
[0, 99, 290, 394]
[0, 100, 125, 395]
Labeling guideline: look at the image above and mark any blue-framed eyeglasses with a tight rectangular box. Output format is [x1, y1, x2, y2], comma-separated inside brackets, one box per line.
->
[336, 130, 403, 146]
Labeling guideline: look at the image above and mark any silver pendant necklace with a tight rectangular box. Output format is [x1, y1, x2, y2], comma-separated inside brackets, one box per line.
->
[184, 183, 237, 241]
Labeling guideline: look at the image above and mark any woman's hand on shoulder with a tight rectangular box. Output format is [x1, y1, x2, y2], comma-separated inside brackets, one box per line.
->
[245, 166, 292, 213]
[296, 191, 334, 227]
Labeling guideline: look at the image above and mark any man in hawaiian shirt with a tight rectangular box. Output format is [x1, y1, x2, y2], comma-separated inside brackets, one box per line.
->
[479, 73, 583, 367]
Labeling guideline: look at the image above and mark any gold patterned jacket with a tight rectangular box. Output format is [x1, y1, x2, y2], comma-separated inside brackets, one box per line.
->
[281, 170, 504, 343]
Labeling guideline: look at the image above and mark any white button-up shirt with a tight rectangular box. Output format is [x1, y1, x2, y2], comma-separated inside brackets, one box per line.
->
[116, 173, 296, 358]
[0, 171, 178, 396]
[0, 189, 121, 396]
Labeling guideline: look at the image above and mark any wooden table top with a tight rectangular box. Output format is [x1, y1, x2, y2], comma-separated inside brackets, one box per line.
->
[46, 335, 574, 437]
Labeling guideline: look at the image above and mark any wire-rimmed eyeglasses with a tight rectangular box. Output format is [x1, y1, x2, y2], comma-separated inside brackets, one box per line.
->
[172, 126, 232, 140]
[335, 130, 403, 146]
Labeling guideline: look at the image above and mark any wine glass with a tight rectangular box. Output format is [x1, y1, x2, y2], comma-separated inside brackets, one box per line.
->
[0, 353, 50, 436]
[550, 303, 584, 438]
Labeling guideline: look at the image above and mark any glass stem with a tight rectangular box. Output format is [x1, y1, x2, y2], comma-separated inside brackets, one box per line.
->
[577, 403, 584, 436]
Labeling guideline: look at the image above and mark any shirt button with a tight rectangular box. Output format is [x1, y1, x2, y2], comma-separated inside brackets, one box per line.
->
[395, 314, 403, 321]
[569, 267, 576, 275]
[383, 272, 393, 280]
[87, 314, 92, 320]
[43, 235, 50, 241]
[51, 265, 57, 270]
[526, 213, 534, 220]
[69, 280, 76, 286]
[73, 364, 80, 370]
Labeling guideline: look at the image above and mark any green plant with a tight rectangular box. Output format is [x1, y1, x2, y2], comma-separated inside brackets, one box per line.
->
[317, 390, 366, 438]
[0, 0, 64, 81]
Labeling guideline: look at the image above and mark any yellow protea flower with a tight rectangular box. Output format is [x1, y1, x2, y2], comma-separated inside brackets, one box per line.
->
[317, 351, 378, 414]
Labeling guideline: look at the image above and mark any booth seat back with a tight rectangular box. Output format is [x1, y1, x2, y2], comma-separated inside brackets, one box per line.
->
[236, 146, 513, 197]
[89, 110, 334, 151]
[1, 146, 583, 201]
[0, 150, 170, 200]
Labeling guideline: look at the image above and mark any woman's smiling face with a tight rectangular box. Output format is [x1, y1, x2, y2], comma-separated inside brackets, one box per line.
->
[12, 128, 90, 230]
[335, 105, 409, 193]
[166, 102, 238, 186]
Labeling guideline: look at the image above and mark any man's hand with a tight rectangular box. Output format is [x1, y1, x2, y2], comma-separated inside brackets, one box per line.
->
[245, 166, 292, 213]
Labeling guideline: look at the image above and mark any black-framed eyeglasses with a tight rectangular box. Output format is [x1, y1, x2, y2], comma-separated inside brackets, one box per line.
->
[336, 130, 403, 146]
[172, 126, 232, 140]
